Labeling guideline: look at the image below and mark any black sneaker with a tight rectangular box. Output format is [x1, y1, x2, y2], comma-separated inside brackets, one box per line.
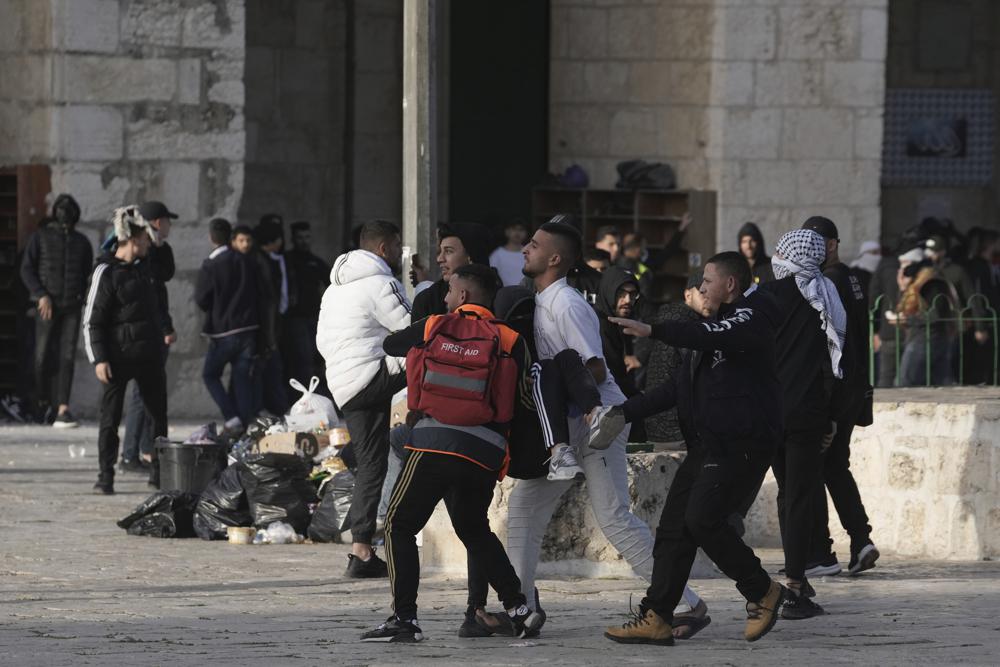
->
[52, 410, 79, 429]
[525, 588, 546, 638]
[92, 476, 114, 495]
[847, 543, 879, 576]
[474, 608, 515, 637]
[345, 550, 389, 578]
[781, 590, 825, 620]
[800, 577, 816, 599]
[805, 553, 842, 577]
[119, 458, 150, 474]
[507, 604, 544, 638]
[361, 615, 423, 642]
[459, 607, 494, 638]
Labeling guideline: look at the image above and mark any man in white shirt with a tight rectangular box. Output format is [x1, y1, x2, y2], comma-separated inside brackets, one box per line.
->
[507, 219, 655, 612]
[489, 219, 529, 286]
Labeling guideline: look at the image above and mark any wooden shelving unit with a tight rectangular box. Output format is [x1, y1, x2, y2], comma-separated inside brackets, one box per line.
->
[532, 187, 717, 303]
[0, 165, 51, 395]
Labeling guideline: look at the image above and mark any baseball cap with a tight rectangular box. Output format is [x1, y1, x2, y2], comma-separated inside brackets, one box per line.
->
[138, 201, 178, 221]
[801, 216, 839, 241]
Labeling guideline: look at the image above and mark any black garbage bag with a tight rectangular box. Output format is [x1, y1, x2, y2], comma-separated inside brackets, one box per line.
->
[615, 159, 676, 190]
[238, 453, 318, 534]
[117, 490, 200, 538]
[193, 464, 251, 540]
[308, 470, 355, 543]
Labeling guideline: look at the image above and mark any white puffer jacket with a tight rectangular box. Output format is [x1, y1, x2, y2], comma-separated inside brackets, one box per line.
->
[317, 250, 411, 407]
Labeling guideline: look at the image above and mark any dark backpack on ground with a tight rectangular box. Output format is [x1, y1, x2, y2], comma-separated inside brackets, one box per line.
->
[615, 160, 676, 190]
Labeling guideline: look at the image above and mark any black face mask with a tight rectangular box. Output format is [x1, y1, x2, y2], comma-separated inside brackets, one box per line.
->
[54, 202, 80, 228]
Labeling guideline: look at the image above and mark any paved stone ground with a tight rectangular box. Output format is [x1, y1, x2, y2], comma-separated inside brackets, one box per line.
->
[1, 423, 998, 666]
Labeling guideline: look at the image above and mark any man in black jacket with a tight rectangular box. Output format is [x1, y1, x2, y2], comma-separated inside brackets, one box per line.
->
[603, 251, 787, 645]
[253, 219, 291, 414]
[84, 207, 167, 495]
[738, 222, 775, 285]
[760, 227, 848, 619]
[19, 194, 92, 427]
[411, 223, 492, 320]
[119, 200, 178, 472]
[196, 218, 269, 430]
[800, 217, 878, 576]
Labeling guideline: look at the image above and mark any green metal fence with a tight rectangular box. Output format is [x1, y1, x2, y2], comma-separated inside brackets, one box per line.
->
[869, 293, 999, 387]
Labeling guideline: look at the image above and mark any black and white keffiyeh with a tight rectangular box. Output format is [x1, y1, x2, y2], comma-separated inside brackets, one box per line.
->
[772, 229, 847, 379]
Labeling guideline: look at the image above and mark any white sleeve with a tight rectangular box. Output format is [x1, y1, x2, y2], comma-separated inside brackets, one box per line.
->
[558, 299, 604, 363]
[373, 277, 412, 333]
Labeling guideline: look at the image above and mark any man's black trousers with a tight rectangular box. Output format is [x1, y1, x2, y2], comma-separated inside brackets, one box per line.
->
[642, 443, 773, 622]
[772, 426, 825, 581]
[340, 361, 407, 545]
[33, 306, 81, 409]
[810, 420, 873, 560]
[97, 360, 167, 479]
[385, 450, 527, 621]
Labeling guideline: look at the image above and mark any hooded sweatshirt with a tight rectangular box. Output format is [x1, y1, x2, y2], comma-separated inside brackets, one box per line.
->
[20, 194, 93, 308]
[316, 249, 411, 407]
[595, 266, 640, 397]
[738, 222, 775, 284]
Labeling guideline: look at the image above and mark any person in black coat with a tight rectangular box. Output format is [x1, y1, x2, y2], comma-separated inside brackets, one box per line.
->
[738, 222, 775, 285]
[603, 251, 787, 645]
[19, 194, 92, 426]
[283, 221, 331, 387]
[84, 207, 167, 494]
[411, 222, 492, 320]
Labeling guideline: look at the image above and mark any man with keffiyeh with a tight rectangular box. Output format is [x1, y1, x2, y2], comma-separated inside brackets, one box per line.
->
[760, 227, 848, 620]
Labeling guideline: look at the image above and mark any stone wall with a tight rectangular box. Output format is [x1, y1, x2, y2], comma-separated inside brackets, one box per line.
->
[0, 0, 246, 418]
[241, 0, 347, 259]
[548, 0, 888, 259]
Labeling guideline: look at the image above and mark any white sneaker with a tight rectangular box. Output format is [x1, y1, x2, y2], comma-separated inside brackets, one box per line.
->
[223, 416, 244, 432]
[587, 405, 625, 450]
[547, 443, 584, 481]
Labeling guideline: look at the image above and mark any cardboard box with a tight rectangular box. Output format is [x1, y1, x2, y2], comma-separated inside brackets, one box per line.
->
[257, 431, 329, 458]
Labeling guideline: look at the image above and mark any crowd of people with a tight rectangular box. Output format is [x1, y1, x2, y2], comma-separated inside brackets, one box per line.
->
[11, 191, 998, 645]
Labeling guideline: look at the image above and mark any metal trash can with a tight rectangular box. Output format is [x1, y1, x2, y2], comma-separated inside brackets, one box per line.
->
[155, 441, 227, 494]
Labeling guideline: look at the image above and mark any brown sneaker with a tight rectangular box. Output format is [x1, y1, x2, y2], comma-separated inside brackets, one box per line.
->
[604, 606, 674, 646]
[744, 580, 786, 642]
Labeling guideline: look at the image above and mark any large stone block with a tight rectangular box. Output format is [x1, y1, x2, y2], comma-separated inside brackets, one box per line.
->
[206, 57, 244, 107]
[854, 108, 884, 159]
[0, 54, 50, 101]
[52, 0, 119, 54]
[657, 107, 708, 159]
[56, 105, 123, 161]
[581, 62, 629, 103]
[860, 7, 888, 61]
[721, 109, 780, 159]
[778, 6, 860, 60]
[551, 61, 585, 103]
[163, 275, 202, 356]
[127, 119, 244, 161]
[782, 108, 854, 159]
[887, 450, 926, 490]
[710, 61, 754, 107]
[550, 105, 609, 157]
[754, 61, 821, 107]
[122, 0, 184, 46]
[713, 7, 775, 61]
[607, 5, 655, 59]
[50, 163, 131, 222]
[0, 0, 25, 52]
[746, 160, 797, 206]
[823, 61, 884, 107]
[655, 6, 715, 60]
[609, 108, 656, 157]
[181, 0, 244, 50]
[56, 56, 177, 104]
[668, 61, 712, 105]
[178, 59, 202, 105]
[795, 160, 853, 206]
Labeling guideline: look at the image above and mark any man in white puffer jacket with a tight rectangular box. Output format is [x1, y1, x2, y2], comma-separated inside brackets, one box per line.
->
[317, 220, 411, 578]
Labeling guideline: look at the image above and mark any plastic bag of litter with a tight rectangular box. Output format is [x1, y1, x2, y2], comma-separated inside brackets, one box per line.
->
[285, 377, 339, 432]
[193, 465, 252, 540]
[252, 521, 303, 545]
[118, 490, 200, 538]
[238, 453, 318, 534]
[308, 470, 354, 543]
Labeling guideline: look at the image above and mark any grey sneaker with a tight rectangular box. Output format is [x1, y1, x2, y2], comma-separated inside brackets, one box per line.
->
[588, 405, 626, 450]
[547, 443, 584, 481]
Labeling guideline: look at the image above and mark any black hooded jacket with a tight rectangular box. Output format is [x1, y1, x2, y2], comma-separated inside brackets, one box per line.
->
[84, 252, 165, 366]
[20, 194, 93, 309]
[595, 266, 640, 397]
[738, 222, 775, 284]
[648, 287, 783, 455]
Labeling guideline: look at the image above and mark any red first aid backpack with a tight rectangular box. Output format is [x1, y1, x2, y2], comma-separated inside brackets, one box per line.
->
[406, 310, 518, 426]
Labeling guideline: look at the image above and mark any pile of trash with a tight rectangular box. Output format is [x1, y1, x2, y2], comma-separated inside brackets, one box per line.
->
[118, 377, 358, 545]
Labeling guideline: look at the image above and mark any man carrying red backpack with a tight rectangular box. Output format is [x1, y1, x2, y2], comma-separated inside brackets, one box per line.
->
[361, 264, 543, 643]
